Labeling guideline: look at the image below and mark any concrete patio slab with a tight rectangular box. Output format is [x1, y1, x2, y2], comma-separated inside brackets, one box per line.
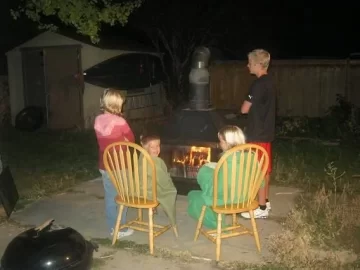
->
[6, 178, 301, 264]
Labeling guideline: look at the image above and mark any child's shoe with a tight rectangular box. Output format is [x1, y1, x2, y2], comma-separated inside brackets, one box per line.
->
[241, 208, 269, 219]
[111, 228, 134, 239]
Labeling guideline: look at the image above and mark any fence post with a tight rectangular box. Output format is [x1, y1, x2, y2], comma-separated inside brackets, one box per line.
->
[345, 58, 350, 100]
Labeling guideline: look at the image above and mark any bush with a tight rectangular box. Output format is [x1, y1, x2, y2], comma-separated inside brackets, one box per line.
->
[276, 94, 360, 142]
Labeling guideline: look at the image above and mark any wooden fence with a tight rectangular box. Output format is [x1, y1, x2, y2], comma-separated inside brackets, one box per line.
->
[209, 60, 360, 117]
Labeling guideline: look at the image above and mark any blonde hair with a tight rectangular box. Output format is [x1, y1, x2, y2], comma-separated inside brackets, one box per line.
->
[218, 125, 246, 148]
[248, 49, 271, 69]
[100, 88, 125, 115]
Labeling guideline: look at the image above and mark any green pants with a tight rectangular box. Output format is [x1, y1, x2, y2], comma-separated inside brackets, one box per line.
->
[187, 190, 226, 229]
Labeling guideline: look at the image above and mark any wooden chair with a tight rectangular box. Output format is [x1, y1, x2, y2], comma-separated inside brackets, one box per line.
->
[103, 141, 177, 254]
[193, 143, 269, 261]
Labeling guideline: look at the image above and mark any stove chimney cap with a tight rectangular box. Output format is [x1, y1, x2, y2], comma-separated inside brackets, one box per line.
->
[192, 46, 211, 69]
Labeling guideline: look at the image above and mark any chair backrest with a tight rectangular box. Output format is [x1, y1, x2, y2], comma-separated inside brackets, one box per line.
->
[103, 142, 157, 204]
[213, 143, 269, 209]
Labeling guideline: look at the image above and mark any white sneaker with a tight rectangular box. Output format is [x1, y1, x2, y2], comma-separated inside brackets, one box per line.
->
[241, 208, 269, 219]
[111, 228, 134, 239]
[266, 201, 271, 211]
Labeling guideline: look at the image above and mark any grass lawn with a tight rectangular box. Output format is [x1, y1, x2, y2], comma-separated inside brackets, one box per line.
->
[0, 127, 99, 200]
[3, 125, 359, 200]
[273, 138, 360, 191]
[271, 139, 360, 269]
[0, 117, 161, 201]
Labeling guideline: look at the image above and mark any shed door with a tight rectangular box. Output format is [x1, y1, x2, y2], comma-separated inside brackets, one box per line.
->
[22, 50, 47, 110]
[44, 46, 83, 129]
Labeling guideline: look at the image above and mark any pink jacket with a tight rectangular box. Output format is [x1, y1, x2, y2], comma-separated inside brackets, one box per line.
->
[94, 113, 135, 170]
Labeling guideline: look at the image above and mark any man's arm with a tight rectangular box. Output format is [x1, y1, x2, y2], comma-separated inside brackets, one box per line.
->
[241, 100, 252, 114]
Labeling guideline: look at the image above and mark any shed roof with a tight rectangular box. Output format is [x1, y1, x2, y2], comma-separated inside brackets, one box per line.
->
[7, 28, 158, 54]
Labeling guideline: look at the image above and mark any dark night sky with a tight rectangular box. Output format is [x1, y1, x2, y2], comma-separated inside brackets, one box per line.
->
[1, 0, 360, 74]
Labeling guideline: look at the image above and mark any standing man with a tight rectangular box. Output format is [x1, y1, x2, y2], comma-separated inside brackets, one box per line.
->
[240, 49, 276, 219]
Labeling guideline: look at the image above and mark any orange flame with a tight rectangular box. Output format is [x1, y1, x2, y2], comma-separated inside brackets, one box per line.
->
[173, 146, 211, 166]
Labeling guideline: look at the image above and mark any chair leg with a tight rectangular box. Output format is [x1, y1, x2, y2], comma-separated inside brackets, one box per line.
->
[232, 214, 237, 226]
[249, 210, 261, 252]
[112, 205, 124, 246]
[216, 213, 222, 262]
[148, 208, 154, 255]
[138, 209, 143, 221]
[173, 225, 179, 238]
[194, 206, 206, 241]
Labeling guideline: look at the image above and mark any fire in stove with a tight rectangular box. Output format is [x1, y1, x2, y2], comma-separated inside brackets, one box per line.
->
[169, 146, 211, 179]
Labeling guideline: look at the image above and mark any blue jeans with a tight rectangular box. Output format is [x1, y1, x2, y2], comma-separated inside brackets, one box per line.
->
[99, 170, 128, 233]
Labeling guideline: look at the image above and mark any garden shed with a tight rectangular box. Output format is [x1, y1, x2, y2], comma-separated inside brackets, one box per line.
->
[6, 30, 166, 129]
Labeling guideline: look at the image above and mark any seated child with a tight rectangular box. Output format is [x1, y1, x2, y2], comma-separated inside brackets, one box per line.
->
[187, 125, 267, 229]
[138, 134, 177, 226]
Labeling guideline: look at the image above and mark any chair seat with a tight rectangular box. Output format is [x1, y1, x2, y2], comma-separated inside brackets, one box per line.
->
[211, 200, 259, 214]
[115, 195, 158, 208]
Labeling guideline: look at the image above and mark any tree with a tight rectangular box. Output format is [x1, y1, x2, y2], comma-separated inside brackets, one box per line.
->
[127, 0, 231, 104]
[11, 0, 143, 43]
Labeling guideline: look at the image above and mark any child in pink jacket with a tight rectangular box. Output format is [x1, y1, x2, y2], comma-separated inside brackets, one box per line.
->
[94, 88, 135, 239]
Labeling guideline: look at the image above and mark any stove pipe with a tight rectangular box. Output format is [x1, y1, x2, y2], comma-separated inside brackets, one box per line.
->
[189, 47, 211, 110]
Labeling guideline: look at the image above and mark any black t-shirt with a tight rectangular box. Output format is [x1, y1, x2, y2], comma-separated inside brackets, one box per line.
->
[245, 74, 276, 142]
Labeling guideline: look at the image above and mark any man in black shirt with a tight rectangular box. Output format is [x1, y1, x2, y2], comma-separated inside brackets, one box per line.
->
[240, 49, 276, 219]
